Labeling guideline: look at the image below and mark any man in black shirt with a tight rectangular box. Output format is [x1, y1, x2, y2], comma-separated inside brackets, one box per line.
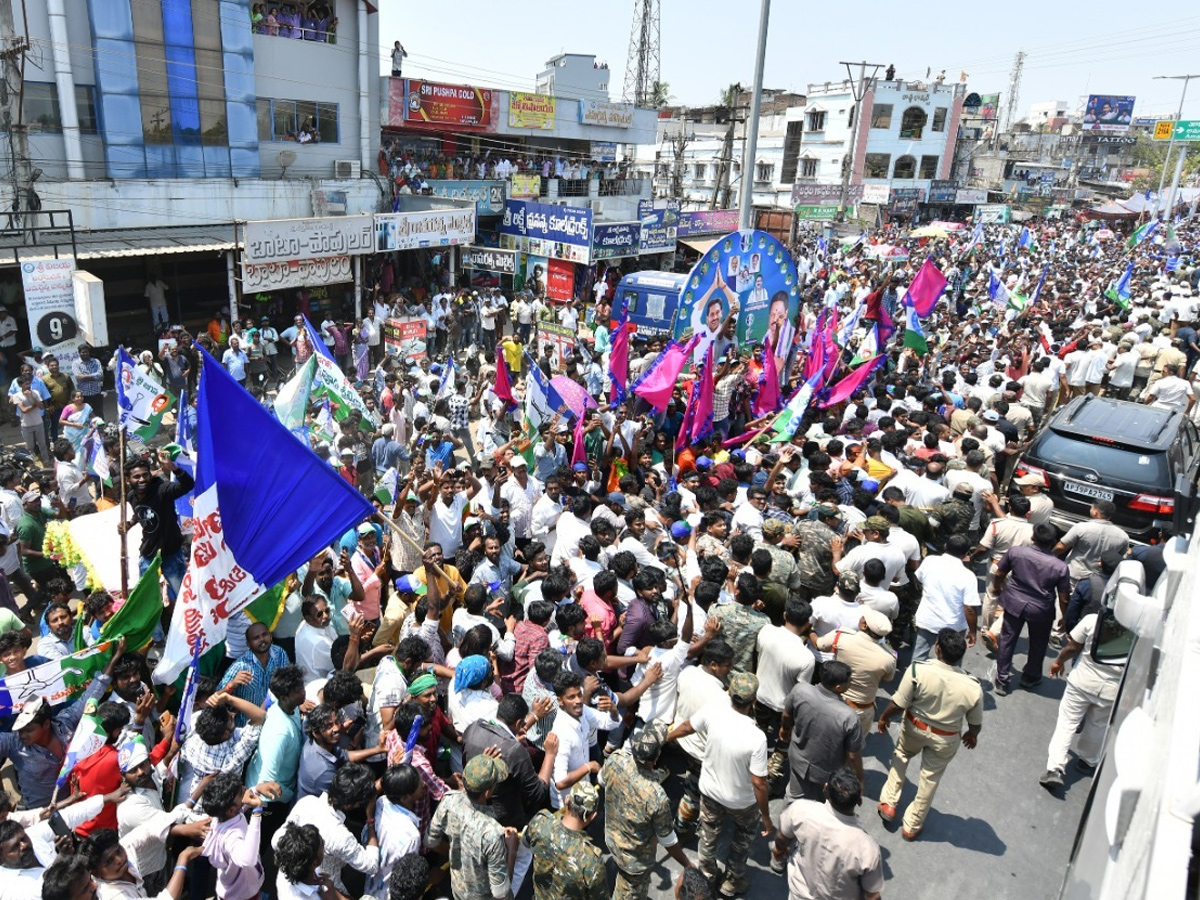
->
[120, 450, 194, 599]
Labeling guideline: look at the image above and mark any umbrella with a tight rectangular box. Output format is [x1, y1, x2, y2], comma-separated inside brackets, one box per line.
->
[1095, 228, 1115, 241]
[549, 375, 597, 420]
[910, 225, 950, 238]
[930, 220, 966, 231]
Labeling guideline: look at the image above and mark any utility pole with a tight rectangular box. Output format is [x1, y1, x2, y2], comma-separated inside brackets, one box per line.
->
[669, 111, 692, 201]
[835, 59, 885, 224]
[1152, 74, 1200, 221]
[0, 0, 32, 227]
[737, 0, 770, 230]
[711, 84, 742, 210]
[1164, 145, 1188, 223]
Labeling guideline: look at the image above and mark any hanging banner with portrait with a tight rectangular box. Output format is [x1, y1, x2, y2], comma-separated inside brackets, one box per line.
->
[671, 230, 800, 370]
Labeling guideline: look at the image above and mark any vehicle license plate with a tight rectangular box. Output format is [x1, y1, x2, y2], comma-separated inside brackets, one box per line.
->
[1063, 481, 1115, 503]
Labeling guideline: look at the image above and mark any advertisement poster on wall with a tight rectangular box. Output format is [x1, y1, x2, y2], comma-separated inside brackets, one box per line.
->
[536, 322, 576, 368]
[401, 79, 496, 130]
[638, 200, 680, 254]
[499, 199, 592, 263]
[384, 318, 428, 360]
[546, 259, 575, 301]
[591, 222, 640, 260]
[671, 230, 800, 368]
[509, 92, 557, 130]
[20, 257, 84, 366]
[1081, 94, 1136, 132]
[510, 174, 541, 198]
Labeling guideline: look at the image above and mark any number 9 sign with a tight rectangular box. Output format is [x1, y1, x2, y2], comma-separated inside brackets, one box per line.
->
[36, 312, 79, 347]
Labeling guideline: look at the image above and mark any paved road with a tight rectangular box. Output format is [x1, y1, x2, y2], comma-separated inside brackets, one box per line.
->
[585, 635, 1091, 900]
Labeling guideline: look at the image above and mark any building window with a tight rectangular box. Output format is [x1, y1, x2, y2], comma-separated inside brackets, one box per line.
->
[779, 120, 804, 183]
[871, 104, 893, 129]
[252, 5, 336, 41]
[893, 155, 916, 179]
[75, 85, 98, 134]
[801, 158, 818, 178]
[919, 155, 940, 179]
[256, 98, 338, 143]
[756, 162, 774, 182]
[864, 153, 890, 178]
[22, 82, 61, 133]
[932, 108, 947, 132]
[807, 110, 825, 131]
[693, 163, 707, 181]
[848, 105, 855, 126]
[899, 107, 927, 139]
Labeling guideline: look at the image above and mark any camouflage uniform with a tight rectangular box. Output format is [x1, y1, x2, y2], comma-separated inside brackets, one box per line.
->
[522, 809, 607, 900]
[709, 602, 770, 674]
[930, 497, 974, 551]
[600, 744, 680, 900]
[426, 790, 511, 900]
[791, 518, 837, 599]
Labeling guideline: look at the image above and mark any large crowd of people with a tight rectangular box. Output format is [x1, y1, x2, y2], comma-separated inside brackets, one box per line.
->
[0, 208, 1195, 900]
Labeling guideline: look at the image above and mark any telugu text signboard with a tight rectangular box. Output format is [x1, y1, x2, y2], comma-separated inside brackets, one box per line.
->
[638, 199, 680, 254]
[927, 180, 958, 203]
[461, 246, 518, 275]
[374, 208, 477, 252]
[241, 256, 352, 293]
[1081, 94, 1136, 133]
[20, 257, 83, 366]
[403, 79, 496, 129]
[579, 100, 635, 128]
[794, 205, 840, 221]
[498, 199, 592, 264]
[509, 92, 557, 130]
[954, 188, 988, 205]
[861, 183, 890, 204]
[590, 141, 618, 162]
[545, 260, 575, 302]
[426, 180, 506, 215]
[676, 209, 740, 237]
[244, 215, 374, 264]
[790, 184, 862, 206]
[591, 222, 641, 260]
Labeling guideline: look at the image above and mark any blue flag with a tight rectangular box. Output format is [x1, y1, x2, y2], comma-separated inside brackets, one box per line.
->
[1018, 226, 1033, 249]
[303, 316, 337, 363]
[153, 349, 374, 684]
[1028, 264, 1049, 306]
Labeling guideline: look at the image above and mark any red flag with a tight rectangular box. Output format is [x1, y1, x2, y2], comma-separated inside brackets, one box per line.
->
[753, 333, 781, 416]
[493, 347, 516, 410]
[819, 355, 884, 408]
[905, 259, 948, 317]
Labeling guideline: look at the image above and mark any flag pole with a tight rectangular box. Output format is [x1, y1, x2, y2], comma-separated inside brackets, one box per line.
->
[376, 510, 450, 583]
[118, 425, 129, 597]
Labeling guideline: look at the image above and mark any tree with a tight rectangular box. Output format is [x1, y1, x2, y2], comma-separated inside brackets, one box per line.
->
[650, 80, 672, 108]
[1130, 133, 1200, 191]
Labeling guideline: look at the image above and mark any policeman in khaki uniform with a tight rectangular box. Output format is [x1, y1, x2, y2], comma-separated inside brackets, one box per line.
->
[814, 608, 898, 738]
[972, 492, 1034, 651]
[876, 628, 983, 840]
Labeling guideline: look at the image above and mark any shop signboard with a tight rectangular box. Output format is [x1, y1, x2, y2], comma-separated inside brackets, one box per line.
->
[590, 141, 619, 162]
[889, 187, 926, 215]
[508, 92, 557, 130]
[498, 199, 592, 264]
[1081, 94, 1136, 132]
[794, 205, 840, 221]
[509, 174, 541, 198]
[591, 222, 641, 260]
[241, 255, 352, 293]
[579, 100, 635, 128]
[546, 259, 575, 301]
[462, 246, 518, 275]
[426, 180, 506, 215]
[927, 180, 958, 203]
[401, 79, 496, 129]
[975, 203, 1011, 224]
[384, 317, 428, 360]
[790, 184, 861, 205]
[536, 321, 576, 367]
[861, 184, 890, 204]
[20, 256, 84, 365]
[954, 188, 988, 205]
[676, 209, 740, 237]
[244, 214, 374, 264]
[373, 208, 477, 252]
[638, 199, 680, 254]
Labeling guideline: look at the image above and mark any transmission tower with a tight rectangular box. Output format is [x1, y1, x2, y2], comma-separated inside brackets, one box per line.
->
[1003, 50, 1026, 133]
[622, 0, 661, 108]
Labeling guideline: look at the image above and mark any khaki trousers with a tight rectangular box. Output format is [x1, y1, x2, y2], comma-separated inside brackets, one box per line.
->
[880, 719, 961, 832]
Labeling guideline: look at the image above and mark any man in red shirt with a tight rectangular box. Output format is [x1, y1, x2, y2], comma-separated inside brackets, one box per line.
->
[73, 690, 156, 835]
[579, 571, 621, 651]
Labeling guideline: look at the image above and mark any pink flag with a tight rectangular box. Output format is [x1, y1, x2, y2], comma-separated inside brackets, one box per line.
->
[803, 334, 825, 381]
[753, 333, 780, 416]
[819, 355, 884, 408]
[876, 305, 896, 346]
[570, 410, 587, 467]
[609, 320, 629, 404]
[632, 337, 696, 412]
[905, 258, 948, 317]
[493, 347, 516, 409]
[689, 343, 717, 446]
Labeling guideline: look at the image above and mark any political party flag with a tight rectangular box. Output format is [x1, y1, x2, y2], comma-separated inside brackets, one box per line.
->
[769, 372, 822, 443]
[0, 641, 116, 720]
[570, 410, 587, 467]
[313, 397, 335, 443]
[902, 304, 928, 356]
[153, 350, 374, 685]
[1038, 321, 1055, 354]
[172, 638, 203, 746]
[302, 316, 337, 363]
[83, 426, 111, 488]
[116, 347, 175, 442]
[987, 270, 1010, 308]
[1018, 226, 1033, 249]
[435, 358, 457, 402]
[1027, 264, 1049, 306]
[851, 325, 879, 366]
[753, 333, 781, 417]
[962, 221, 984, 253]
[244, 581, 288, 631]
[821, 308, 840, 383]
[675, 363, 703, 451]
[631, 338, 697, 412]
[837, 300, 864, 346]
[311, 352, 379, 430]
[802, 334, 825, 382]
[493, 350, 517, 411]
[99, 554, 162, 653]
[1105, 262, 1134, 311]
[273, 355, 317, 436]
[609, 289, 631, 404]
[687, 343, 716, 447]
[57, 699, 107, 788]
[175, 391, 194, 456]
[876, 306, 896, 347]
[904, 259, 948, 318]
[1127, 220, 1157, 248]
[819, 355, 884, 408]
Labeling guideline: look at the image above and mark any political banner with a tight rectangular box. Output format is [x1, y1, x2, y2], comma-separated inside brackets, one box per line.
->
[374, 208, 477, 252]
[546, 259, 575, 301]
[117, 347, 174, 441]
[1082, 94, 1136, 132]
[510, 174, 541, 198]
[638, 200, 680, 254]
[384, 318, 428, 360]
[20, 257, 84, 366]
[591, 222, 641, 260]
[977, 93, 1000, 121]
[677, 209, 740, 237]
[499, 199, 592, 263]
[536, 322, 577, 368]
[672, 230, 800, 370]
[509, 92, 557, 130]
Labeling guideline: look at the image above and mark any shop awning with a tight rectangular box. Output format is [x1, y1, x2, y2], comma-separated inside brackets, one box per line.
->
[679, 237, 721, 254]
[0, 225, 239, 266]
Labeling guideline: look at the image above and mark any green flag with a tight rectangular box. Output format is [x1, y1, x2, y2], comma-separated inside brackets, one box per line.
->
[100, 553, 163, 653]
[244, 581, 288, 631]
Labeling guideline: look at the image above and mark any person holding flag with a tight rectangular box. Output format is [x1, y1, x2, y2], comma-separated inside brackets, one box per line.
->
[118, 450, 193, 600]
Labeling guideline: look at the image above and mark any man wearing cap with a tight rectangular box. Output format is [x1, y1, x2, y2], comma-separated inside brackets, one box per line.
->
[814, 610, 897, 738]
[426, 755, 514, 900]
[791, 505, 840, 601]
[496, 456, 543, 546]
[832, 516, 907, 589]
[973, 493, 1035, 653]
[756, 519, 801, 601]
[667, 672, 771, 898]
[877, 629, 983, 840]
[600, 723, 694, 900]
[522, 782, 606, 900]
[1014, 472, 1054, 527]
[929, 483, 977, 552]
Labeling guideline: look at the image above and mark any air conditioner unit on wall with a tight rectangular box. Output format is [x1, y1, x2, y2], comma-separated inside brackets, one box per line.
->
[334, 159, 361, 179]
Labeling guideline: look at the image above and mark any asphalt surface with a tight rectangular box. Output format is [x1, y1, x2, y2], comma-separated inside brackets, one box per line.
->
[593, 634, 1091, 900]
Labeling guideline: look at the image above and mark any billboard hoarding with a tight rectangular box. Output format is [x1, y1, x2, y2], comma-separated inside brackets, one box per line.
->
[861, 184, 891, 204]
[244, 215, 374, 264]
[638, 200, 680, 254]
[462, 247, 518, 275]
[426, 180, 506, 216]
[794, 205, 840, 221]
[591, 222, 641, 260]
[509, 92, 557, 130]
[545, 261, 575, 302]
[374, 208, 477, 252]
[677, 209, 740, 237]
[590, 141, 618, 162]
[403, 79, 496, 129]
[1081, 94, 1136, 133]
[977, 93, 1000, 122]
[536, 322, 576, 368]
[975, 203, 1010, 224]
[579, 100, 635, 128]
[499, 199, 593, 264]
[954, 188, 988, 205]
[927, 180, 958, 203]
[241, 256, 352, 293]
[790, 184, 863, 206]
[20, 257, 83, 366]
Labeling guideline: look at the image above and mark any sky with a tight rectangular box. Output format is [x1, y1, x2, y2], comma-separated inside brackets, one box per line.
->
[379, 2, 1200, 124]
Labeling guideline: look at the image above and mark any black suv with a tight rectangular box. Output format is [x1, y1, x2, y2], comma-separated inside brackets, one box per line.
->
[1013, 395, 1199, 542]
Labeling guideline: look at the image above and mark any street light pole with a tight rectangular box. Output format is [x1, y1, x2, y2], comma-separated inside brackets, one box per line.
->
[738, 0, 770, 231]
[836, 60, 886, 225]
[1153, 74, 1200, 220]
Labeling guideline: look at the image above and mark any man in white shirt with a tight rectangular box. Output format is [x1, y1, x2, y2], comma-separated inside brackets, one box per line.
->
[755, 599, 817, 743]
[529, 476, 564, 556]
[294, 597, 337, 685]
[912, 535, 982, 661]
[834, 517, 908, 588]
[425, 466, 481, 557]
[549, 671, 618, 809]
[731, 487, 768, 540]
[1144, 363, 1194, 413]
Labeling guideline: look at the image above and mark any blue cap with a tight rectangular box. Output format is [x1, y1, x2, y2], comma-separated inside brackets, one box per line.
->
[695, 456, 712, 469]
[572, 462, 588, 472]
[394, 575, 427, 596]
[670, 521, 693, 540]
[860, 478, 880, 493]
[607, 491, 625, 504]
[731, 450, 746, 461]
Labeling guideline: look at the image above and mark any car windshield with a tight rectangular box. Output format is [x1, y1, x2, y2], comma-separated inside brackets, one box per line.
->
[1037, 431, 1171, 488]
